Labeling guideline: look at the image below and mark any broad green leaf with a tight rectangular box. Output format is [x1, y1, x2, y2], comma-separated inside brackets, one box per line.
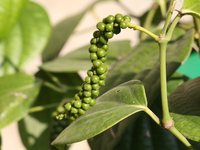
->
[0, 1, 51, 76]
[169, 76, 200, 141]
[42, 10, 87, 62]
[52, 80, 148, 149]
[0, 73, 41, 130]
[41, 40, 131, 72]
[18, 72, 82, 150]
[88, 28, 194, 150]
[181, 0, 200, 18]
[0, 0, 27, 40]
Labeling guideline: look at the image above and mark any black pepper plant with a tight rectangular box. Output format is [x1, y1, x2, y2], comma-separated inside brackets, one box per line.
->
[0, 0, 200, 150]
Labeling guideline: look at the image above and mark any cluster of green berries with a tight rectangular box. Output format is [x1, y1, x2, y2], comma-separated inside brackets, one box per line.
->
[55, 14, 131, 121]
[50, 106, 71, 143]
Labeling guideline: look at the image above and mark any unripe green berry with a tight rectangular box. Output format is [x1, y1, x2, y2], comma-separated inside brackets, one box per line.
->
[97, 48, 106, 58]
[91, 75, 100, 83]
[96, 65, 107, 75]
[99, 73, 106, 80]
[90, 38, 97, 45]
[84, 83, 92, 91]
[96, 22, 106, 32]
[106, 23, 113, 31]
[90, 99, 96, 106]
[99, 79, 106, 86]
[69, 115, 76, 121]
[74, 100, 82, 108]
[83, 91, 92, 97]
[115, 13, 123, 23]
[120, 21, 128, 29]
[71, 107, 78, 114]
[93, 30, 101, 38]
[123, 15, 131, 22]
[102, 17, 107, 24]
[83, 97, 92, 103]
[93, 59, 102, 68]
[78, 108, 86, 115]
[99, 35, 108, 44]
[102, 44, 109, 51]
[87, 70, 93, 77]
[74, 113, 80, 118]
[92, 83, 100, 90]
[89, 44, 98, 53]
[100, 56, 107, 63]
[81, 103, 90, 110]
[52, 111, 58, 117]
[65, 103, 72, 111]
[92, 90, 99, 97]
[85, 76, 91, 83]
[106, 15, 115, 23]
[104, 31, 114, 39]
[74, 93, 80, 100]
[71, 100, 76, 105]
[90, 53, 98, 61]
[57, 106, 64, 113]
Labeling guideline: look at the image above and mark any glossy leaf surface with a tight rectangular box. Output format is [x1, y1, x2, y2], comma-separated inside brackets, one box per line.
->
[0, 73, 41, 129]
[169, 76, 200, 141]
[41, 40, 131, 72]
[0, 1, 51, 76]
[52, 80, 148, 149]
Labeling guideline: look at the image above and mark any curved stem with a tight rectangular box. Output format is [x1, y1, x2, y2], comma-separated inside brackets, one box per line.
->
[169, 127, 198, 150]
[128, 22, 159, 41]
[144, 108, 161, 126]
[160, 0, 177, 36]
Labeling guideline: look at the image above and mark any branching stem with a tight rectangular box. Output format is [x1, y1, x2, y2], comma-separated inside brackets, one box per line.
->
[128, 22, 159, 41]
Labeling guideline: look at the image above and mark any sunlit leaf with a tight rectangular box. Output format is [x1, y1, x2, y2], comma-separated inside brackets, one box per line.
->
[0, 0, 27, 40]
[0, 1, 51, 76]
[0, 73, 41, 129]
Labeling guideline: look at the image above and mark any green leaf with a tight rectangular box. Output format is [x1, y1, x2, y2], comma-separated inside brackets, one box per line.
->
[0, 1, 51, 76]
[41, 40, 132, 72]
[0, 73, 41, 130]
[88, 28, 194, 150]
[42, 10, 87, 62]
[181, 0, 200, 18]
[0, 0, 27, 40]
[18, 72, 82, 150]
[52, 80, 148, 149]
[169, 76, 200, 142]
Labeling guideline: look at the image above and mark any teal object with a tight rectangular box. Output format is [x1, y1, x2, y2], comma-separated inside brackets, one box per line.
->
[177, 52, 200, 79]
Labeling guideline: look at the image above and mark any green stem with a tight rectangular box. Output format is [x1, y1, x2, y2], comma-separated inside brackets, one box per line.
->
[160, 0, 177, 36]
[165, 13, 182, 41]
[43, 81, 67, 93]
[140, 3, 158, 40]
[144, 108, 161, 126]
[45, 72, 63, 88]
[159, 42, 172, 125]
[128, 22, 159, 41]
[29, 103, 59, 113]
[169, 127, 198, 150]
